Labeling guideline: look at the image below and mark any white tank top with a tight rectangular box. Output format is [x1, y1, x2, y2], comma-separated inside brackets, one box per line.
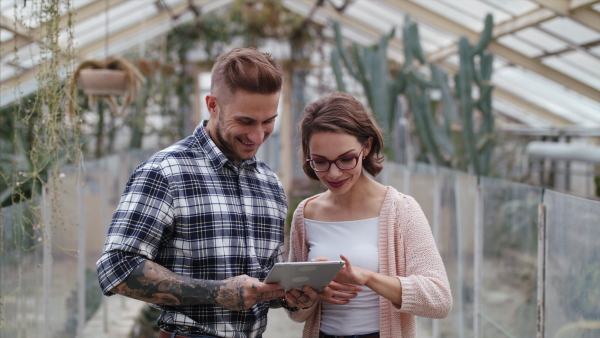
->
[305, 217, 380, 336]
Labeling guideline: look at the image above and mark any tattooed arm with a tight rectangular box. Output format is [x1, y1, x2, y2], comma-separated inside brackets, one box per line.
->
[110, 260, 285, 311]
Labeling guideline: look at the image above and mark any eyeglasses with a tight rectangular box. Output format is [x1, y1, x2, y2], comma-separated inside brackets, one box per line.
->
[307, 147, 364, 172]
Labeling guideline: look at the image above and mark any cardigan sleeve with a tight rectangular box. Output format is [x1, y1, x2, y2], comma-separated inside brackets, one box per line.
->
[285, 198, 321, 323]
[395, 195, 452, 319]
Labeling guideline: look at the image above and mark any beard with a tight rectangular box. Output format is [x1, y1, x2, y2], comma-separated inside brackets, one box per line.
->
[212, 112, 261, 164]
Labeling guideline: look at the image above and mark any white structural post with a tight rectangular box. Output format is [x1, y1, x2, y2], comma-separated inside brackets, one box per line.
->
[432, 170, 441, 338]
[42, 186, 53, 336]
[473, 185, 483, 337]
[537, 203, 546, 338]
[455, 177, 465, 338]
[77, 165, 86, 337]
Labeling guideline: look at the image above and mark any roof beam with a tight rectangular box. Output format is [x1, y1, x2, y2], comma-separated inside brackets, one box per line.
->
[531, 0, 600, 31]
[379, 0, 600, 102]
[428, 8, 556, 62]
[1, 0, 130, 59]
[1, 0, 189, 91]
[0, 0, 228, 93]
[289, 0, 577, 126]
[493, 87, 573, 126]
[436, 60, 574, 126]
[287, 0, 406, 57]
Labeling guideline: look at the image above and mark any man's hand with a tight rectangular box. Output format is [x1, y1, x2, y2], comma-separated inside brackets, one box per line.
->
[217, 275, 285, 311]
[110, 260, 284, 310]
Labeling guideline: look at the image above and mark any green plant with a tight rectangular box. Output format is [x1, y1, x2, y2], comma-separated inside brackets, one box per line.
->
[331, 14, 496, 175]
[403, 14, 495, 175]
[331, 21, 405, 160]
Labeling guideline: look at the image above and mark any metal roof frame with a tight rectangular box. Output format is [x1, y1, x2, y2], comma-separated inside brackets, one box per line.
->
[1, 0, 599, 133]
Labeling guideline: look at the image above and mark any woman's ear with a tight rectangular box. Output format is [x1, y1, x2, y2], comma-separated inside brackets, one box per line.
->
[364, 137, 374, 158]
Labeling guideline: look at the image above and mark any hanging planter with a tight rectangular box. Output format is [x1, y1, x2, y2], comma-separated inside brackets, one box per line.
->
[77, 68, 128, 96]
[69, 57, 146, 117]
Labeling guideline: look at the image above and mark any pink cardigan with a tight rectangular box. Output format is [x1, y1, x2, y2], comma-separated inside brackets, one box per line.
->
[286, 187, 452, 338]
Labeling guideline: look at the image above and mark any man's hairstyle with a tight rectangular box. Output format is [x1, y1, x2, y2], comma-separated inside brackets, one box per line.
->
[211, 48, 283, 104]
[299, 91, 385, 181]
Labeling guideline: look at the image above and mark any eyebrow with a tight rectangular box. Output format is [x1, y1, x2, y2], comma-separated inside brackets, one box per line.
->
[311, 149, 357, 159]
[236, 113, 278, 122]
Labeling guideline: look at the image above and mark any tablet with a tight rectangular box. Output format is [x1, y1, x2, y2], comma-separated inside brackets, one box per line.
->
[264, 261, 345, 292]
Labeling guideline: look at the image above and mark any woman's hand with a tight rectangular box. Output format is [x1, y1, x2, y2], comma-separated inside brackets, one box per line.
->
[333, 254, 372, 286]
[318, 281, 362, 304]
[285, 285, 320, 309]
[311, 256, 363, 305]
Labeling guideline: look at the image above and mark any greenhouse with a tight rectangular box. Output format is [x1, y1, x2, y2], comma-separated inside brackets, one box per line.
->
[1, 0, 599, 337]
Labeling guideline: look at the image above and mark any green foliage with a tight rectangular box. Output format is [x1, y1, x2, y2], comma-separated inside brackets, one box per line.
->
[331, 14, 497, 175]
[330, 21, 405, 160]
[403, 14, 496, 176]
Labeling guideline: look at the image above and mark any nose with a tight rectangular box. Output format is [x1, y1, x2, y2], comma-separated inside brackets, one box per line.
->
[247, 124, 268, 144]
[326, 162, 344, 178]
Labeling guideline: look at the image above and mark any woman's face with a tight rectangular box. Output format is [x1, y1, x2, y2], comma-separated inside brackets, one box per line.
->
[308, 132, 367, 195]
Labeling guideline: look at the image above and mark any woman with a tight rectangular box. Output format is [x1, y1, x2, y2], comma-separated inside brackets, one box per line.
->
[284, 91, 452, 338]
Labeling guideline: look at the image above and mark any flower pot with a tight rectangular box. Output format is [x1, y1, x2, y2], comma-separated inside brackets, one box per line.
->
[77, 69, 128, 95]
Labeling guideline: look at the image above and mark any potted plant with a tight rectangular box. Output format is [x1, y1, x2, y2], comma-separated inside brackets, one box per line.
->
[69, 57, 145, 117]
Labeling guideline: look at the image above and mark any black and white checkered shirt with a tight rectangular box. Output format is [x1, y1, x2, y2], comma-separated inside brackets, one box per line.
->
[96, 121, 287, 338]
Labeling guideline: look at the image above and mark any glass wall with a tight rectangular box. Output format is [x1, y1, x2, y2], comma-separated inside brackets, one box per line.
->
[544, 190, 600, 338]
[2, 155, 599, 337]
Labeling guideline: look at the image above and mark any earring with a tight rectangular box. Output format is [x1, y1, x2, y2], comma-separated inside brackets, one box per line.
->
[363, 156, 366, 160]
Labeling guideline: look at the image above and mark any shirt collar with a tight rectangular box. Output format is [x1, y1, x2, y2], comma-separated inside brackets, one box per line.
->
[194, 120, 258, 171]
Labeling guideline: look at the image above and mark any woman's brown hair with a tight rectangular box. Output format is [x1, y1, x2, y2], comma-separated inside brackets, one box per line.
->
[299, 91, 385, 181]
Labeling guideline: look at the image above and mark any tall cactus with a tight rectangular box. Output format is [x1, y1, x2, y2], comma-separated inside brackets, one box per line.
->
[331, 14, 495, 176]
[330, 21, 405, 160]
[402, 14, 495, 175]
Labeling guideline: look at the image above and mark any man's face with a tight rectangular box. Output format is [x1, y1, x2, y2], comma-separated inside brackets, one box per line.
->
[205, 91, 280, 162]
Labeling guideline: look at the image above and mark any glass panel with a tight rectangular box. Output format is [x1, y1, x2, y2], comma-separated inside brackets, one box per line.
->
[558, 50, 600, 78]
[542, 55, 600, 91]
[438, 168, 478, 337]
[348, 1, 398, 34]
[479, 0, 539, 16]
[0, 202, 45, 336]
[493, 67, 600, 126]
[440, 0, 512, 23]
[0, 29, 14, 42]
[544, 190, 600, 338]
[411, 0, 484, 31]
[498, 34, 544, 58]
[0, 65, 18, 82]
[480, 177, 542, 337]
[418, 23, 457, 50]
[514, 27, 567, 54]
[539, 17, 600, 45]
[492, 99, 553, 127]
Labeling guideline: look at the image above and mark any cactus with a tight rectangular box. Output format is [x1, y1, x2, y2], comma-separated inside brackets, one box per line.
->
[401, 14, 496, 176]
[331, 13, 496, 175]
[331, 21, 404, 160]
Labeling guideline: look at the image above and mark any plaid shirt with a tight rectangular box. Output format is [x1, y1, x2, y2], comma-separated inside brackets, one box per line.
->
[96, 121, 287, 338]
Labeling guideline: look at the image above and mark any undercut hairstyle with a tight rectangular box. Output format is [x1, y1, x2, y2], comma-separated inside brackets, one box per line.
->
[210, 47, 283, 104]
[299, 91, 385, 181]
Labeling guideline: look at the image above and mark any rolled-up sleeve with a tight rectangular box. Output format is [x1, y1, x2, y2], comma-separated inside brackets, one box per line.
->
[96, 163, 174, 295]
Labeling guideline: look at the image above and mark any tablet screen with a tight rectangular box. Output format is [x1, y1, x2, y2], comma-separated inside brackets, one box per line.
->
[264, 261, 344, 292]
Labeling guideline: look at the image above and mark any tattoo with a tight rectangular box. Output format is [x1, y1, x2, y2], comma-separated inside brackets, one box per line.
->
[216, 276, 247, 311]
[116, 260, 224, 306]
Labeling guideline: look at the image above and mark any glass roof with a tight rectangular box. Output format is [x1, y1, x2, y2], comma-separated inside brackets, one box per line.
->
[1, 0, 599, 132]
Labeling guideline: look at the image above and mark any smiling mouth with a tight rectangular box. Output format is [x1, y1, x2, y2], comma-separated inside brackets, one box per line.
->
[238, 138, 255, 146]
[327, 178, 348, 188]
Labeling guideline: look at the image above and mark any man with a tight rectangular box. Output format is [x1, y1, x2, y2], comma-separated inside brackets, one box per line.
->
[96, 48, 312, 338]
